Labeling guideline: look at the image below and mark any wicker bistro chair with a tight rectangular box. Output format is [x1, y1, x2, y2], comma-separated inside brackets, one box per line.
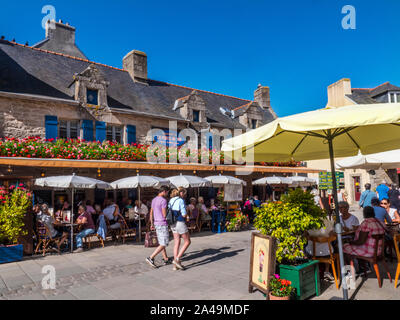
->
[394, 234, 400, 289]
[306, 234, 340, 290]
[350, 234, 392, 288]
[34, 221, 64, 256]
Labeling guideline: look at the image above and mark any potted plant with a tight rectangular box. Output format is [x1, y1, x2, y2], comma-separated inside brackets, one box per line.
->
[254, 188, 326, 300]
[0, 185, 32, 264]
[269, 274, 294, 300]
[226, 212, 249, 232]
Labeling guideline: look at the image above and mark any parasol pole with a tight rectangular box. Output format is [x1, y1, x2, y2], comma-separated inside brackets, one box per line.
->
[138, 186, 141, 242]
[327, 131, 348, 300]
[70, 187, 74, 253]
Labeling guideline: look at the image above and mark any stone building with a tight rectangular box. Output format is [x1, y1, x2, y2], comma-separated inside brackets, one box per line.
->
[0, 20, 277, 146]
[0, 19, 319, 206]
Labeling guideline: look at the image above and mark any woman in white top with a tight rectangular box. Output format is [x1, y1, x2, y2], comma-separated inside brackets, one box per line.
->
[338, 201, 360, 232]
[134, 200, 149, 218]
[169, 187, 191, 271]
[380, 198, 400, 223]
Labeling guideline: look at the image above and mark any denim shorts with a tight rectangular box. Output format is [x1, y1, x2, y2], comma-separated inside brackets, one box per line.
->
[155, 225, 170, 247]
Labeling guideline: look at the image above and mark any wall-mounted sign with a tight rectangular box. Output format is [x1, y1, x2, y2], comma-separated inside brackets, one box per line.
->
[249, 233, 276, 298]
[318, 171, 345, 190]
[152, 128, 186, 147]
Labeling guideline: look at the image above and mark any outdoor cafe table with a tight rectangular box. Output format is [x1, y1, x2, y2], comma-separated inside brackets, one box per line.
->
[58, 222, 79, 252]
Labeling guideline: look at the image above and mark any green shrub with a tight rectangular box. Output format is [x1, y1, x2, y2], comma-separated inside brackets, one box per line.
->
[254, 188, 325, 264]
[0, 185, 32, 245]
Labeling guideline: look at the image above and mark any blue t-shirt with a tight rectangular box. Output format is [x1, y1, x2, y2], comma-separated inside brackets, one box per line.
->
[359, 190, 377, 208]
[376, 184, 390, 200]
[253, 199, 261, 208]
[373, 206, 392, 224]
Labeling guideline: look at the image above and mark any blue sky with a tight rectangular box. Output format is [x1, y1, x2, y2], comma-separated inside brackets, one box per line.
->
[1, 0, 400, 116]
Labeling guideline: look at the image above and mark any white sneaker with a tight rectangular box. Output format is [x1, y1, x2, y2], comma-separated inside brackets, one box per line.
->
[324, 272, 335, 282]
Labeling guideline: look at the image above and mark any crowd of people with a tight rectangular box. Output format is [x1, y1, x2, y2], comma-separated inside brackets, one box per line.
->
[31, 186, 231, 261]
[306, 180, 400, 283]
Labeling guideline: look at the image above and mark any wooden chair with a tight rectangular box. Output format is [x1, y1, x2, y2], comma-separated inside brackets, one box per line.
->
[119, 214, 137, 244]
[34, 222, 63, 256]
[394, 234, 400, 289]
[199, 215, 212, 232]
[187, 208, 200, 233]
[307, 234, 340, 290]
[350, 234, 392, 288]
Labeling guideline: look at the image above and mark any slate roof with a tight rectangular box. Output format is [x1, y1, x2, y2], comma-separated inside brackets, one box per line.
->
[346, 82, 400, 104]
[0, 40, 276, 129]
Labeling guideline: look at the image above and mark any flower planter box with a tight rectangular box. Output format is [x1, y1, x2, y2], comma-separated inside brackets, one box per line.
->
[0, 244, 23, 264]
[278, 260, 320, 300]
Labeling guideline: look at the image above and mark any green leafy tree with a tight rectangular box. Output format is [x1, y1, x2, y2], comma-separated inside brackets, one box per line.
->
[254, 188, 326, 264]
[0, 186, 32, 245]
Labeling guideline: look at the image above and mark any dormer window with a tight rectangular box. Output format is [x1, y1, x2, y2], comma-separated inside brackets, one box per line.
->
[87, 89, 98, 105]
[193, 110, 200, 122]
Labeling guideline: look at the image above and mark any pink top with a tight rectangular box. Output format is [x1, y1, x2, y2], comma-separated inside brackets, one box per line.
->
[343, 218, 386, 257]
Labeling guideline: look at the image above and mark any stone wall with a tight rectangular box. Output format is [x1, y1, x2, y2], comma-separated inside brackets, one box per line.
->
[0, 95, 188, 144]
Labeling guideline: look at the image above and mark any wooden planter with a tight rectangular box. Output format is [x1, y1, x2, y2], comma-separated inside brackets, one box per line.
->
[0, 244, 23, 264]
[278, 260, 320, 300]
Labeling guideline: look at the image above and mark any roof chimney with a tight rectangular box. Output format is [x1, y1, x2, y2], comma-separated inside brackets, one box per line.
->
[123, 50, 148, 84]
[32, 19, 87, 59]
[254, 84, 270, 110]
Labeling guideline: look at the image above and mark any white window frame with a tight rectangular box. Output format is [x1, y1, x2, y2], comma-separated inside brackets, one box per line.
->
[106, 125, 123, 144]
[387, 91, 400, 103]
[59, 120, 79, 139]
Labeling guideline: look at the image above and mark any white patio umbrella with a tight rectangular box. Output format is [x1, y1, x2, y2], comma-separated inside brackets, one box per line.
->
[336, 149, 400, 170]
[253, 176, 291, 185]
[166, 174, 212, 188]
[110, 174, 171, 242]
[204, 174, 247, 187]
[288, 176, 317, 187]
[35, 174, 111, 252]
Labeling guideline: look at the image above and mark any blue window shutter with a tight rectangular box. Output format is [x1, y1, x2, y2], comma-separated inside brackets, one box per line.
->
[82, 120, 94, 141]
[95, 121, 106, 142]
[127, 125, 136, 144]
[45, 115, 58, 140]
[208, 134, 213, 150]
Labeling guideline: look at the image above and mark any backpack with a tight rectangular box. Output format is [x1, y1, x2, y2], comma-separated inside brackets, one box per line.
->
[166, 198, 179, 226]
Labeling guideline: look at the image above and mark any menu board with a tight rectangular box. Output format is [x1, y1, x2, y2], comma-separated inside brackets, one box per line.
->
[224, 184, 243, 202]
[319, 172, 345, 190]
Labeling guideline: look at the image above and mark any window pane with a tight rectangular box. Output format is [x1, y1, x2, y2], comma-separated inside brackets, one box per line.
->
[115, 127, 122, 144]
[106, 126, 113, 141]
[396, 94, 400, 103]
[59, 120, 68, 139]
[193, 110, 200, 122]
[251, 119, 257, 129]
[70, 121, 78, 139]
[390, 93, 395, 103]
[87, 89, 98, 105]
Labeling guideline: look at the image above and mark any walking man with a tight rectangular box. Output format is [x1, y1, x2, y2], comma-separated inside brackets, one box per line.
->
[146, 186, 171, 268]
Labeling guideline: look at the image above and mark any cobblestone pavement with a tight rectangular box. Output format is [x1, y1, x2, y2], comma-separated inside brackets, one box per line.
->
[1, 213, 399, 300]
[0, 230, 266, 300]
